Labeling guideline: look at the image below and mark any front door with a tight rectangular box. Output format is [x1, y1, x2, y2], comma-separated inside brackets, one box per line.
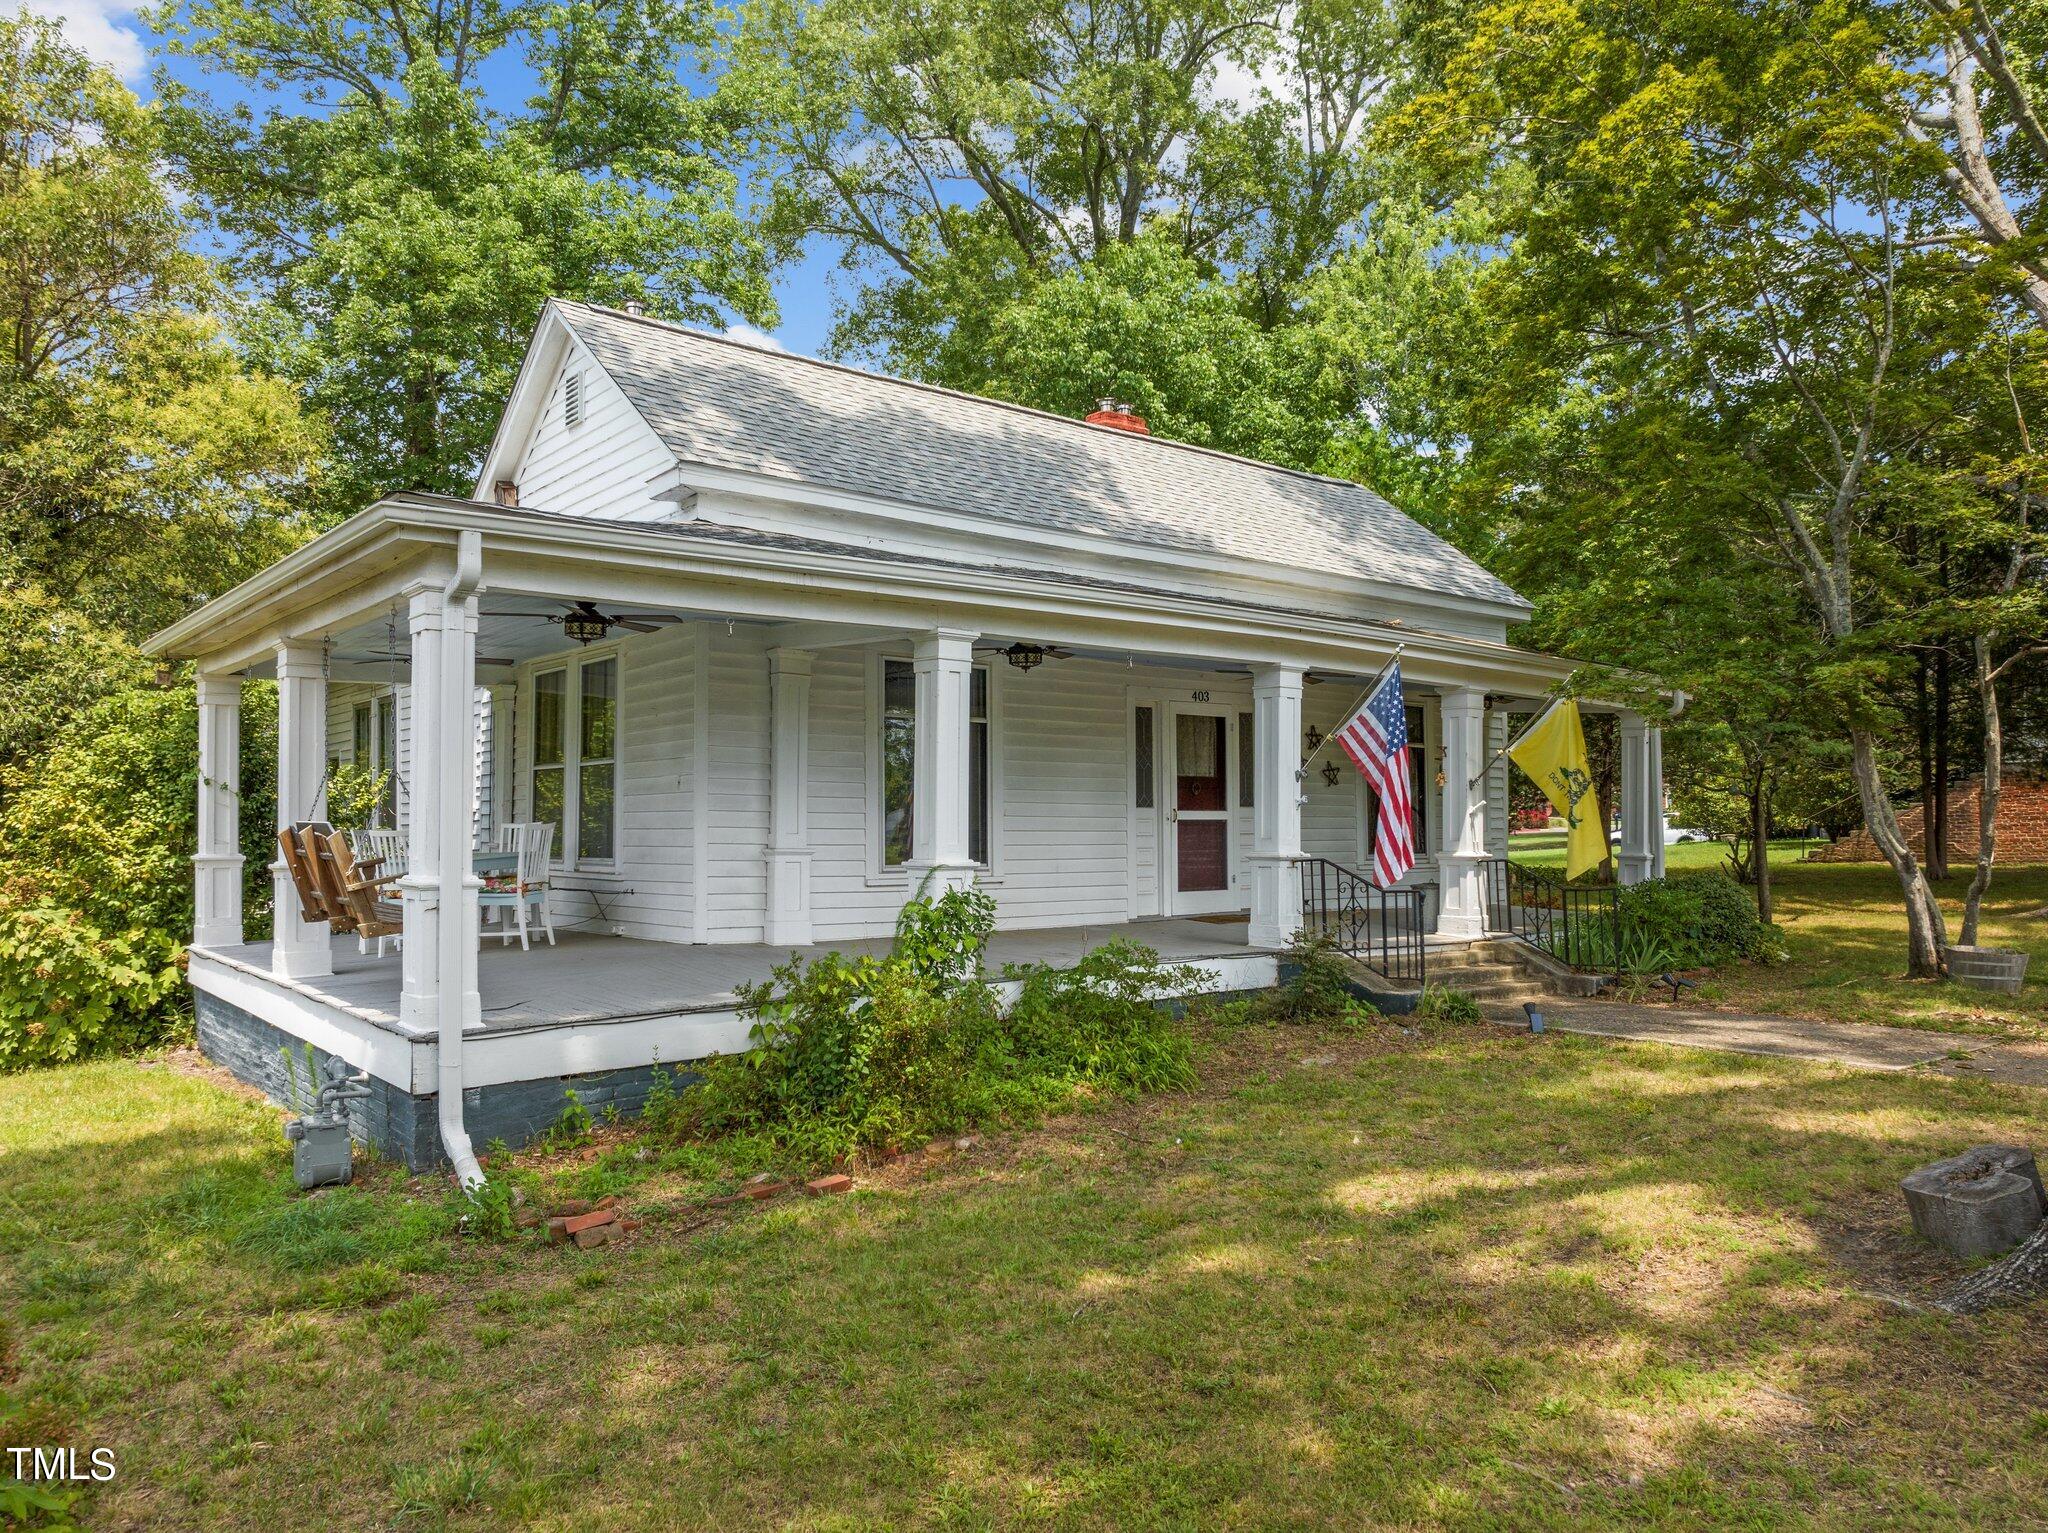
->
[1168, 708, 1237, 914]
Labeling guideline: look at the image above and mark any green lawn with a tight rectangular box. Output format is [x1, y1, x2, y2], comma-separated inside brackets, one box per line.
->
[1506, 836, 2048, 1041]
[6, 1026, 2047, 1529]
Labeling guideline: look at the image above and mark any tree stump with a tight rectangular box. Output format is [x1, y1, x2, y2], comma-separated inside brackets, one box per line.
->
[1901, 1144, 2044, 1259]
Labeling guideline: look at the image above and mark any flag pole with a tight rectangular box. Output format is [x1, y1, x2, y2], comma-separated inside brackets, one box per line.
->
[1467, 687, 1570, 789]
[1297, 645, 1403, 782]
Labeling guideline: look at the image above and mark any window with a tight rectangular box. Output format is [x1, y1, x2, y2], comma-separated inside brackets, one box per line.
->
[352, 695, 400, 827]
[578, 659, 616, 861]
[1134, 707, 1155, 808]
[880, 659, 990, 868]
[532, 670, 566, 851]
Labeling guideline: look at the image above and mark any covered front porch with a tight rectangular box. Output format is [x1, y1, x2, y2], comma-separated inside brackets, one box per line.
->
[160, 494, 1672, 1171]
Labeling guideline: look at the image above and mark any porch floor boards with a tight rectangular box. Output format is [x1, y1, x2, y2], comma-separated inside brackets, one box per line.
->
[203, 916, 1266, 1034]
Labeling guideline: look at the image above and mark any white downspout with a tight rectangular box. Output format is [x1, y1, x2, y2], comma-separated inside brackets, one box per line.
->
[439, 530, 487, 1191]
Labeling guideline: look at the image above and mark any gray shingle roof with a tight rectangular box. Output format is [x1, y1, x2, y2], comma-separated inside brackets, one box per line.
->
[555, 301, 1527, 611]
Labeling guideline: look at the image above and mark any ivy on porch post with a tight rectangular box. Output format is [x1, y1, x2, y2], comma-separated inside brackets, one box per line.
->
[1436, 687, 1490, 938]
[907, 627, 979, 896]
[1247, 663, 1305, 949]
[1617, 711, 1654, 886]
[193, 672, 244, 949]
[764, 646, 814, 945]
[272, 640, 331, 978]
[398, 580, 484, 1034]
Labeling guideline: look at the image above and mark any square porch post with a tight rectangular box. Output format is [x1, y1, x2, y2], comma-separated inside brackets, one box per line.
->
[1617, 711, 1653, 885]
[764, 646, 815, 944]
[1247, 663, 1305, 949]
[1648, 725, 1667, 879]
[1436, 686, 1490, 938]
[907, 627, 980, 896]
[193, 672, 244, 949]
[398, 581, 483, 1034]
[272, 640, 332, 978]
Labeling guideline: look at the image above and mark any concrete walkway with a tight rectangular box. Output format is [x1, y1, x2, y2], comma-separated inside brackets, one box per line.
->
[1492, 1000, 2048, 1087]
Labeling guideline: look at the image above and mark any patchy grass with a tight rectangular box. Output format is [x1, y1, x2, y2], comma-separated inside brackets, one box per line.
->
[1685, 863, 2048, 1042]
[1507, 832, 1822, 874]
[5, 1027, 2048, 1529]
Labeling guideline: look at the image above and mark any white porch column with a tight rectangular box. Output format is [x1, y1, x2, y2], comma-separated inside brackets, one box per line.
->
[1617, 711, 1653, 886]
[1648, 725, 1667, 879]
[764, 647, 815, 945]
[1436, 687, 1490, 938]
[272, 641, 331, 978]
[907, 627, 979, 895]
[398, 581, 483, 1035]
[193, 673, 244, 949]
[1247, 663, 1305, 949]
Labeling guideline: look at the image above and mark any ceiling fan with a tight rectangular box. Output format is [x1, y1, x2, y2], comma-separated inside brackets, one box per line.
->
[479, 599, 687, 644]
[975, 640, 1075, 671]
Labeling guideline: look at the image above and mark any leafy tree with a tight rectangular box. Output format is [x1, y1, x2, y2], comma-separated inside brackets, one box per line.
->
[0, 588, 151, 790]
[0, 10, 317, 636]
[152, 0, 779, 508]
[1397, 0, 2044, 976]
[724, 0, 1390, 363]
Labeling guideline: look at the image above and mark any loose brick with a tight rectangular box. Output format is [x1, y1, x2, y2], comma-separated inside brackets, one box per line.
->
[745, 1180, 790, 1200]
[573, 1223, 613, 1249]
[547, 1217, 571, 1245]
[563, 1208, 617, 1236]
[595, 1194, 622, 1210]
[704, 1193, 745, 1208]
[618, 1216, 644, 1232]
[514, 1207, 543, 1229]
[550, 1199, 595, 1218]
[804, 1174, 853, 1197]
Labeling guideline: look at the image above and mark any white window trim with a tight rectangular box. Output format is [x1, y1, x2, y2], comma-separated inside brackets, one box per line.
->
[518, 640, 625, 873]
[863, 648, 1004, 886]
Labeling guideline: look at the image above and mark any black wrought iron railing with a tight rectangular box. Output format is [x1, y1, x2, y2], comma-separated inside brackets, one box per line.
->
[1477, 857, 1621, 971]
[1297, 857, 1427, 988]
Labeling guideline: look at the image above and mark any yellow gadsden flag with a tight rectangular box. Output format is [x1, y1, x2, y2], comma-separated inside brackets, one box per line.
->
[1508, 701, 1608, 879]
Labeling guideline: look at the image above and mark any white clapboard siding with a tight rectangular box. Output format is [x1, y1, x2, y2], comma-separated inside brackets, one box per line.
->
[807, 646, 876, 936]
[511, 341, 675, 522]
[702, 622, 771, 940]
[1485, 709, 1511, 857]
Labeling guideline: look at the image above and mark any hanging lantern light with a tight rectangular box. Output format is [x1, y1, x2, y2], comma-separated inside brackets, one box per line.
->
[561, 612, 610, 645]
[1005, 643, 1045, 671]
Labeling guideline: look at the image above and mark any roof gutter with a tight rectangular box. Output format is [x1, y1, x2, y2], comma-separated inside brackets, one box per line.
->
[438, 530, 487, 1194]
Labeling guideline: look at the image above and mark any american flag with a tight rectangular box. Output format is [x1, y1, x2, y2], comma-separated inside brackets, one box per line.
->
[1331, 661, 1414, 888]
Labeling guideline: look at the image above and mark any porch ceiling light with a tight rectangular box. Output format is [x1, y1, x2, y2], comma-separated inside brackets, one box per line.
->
[1005, 642, 1045, 671]
[561, 612, 610, 645]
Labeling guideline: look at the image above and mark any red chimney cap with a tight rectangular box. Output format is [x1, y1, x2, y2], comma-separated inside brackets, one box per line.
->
[1084, 399, 1149, 435]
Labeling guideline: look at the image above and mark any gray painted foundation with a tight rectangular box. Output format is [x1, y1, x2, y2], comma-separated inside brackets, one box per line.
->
[195, 993, 693, 1171]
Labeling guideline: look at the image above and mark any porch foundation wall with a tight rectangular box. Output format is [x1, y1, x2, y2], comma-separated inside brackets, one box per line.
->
[194, 991, 696, 1172]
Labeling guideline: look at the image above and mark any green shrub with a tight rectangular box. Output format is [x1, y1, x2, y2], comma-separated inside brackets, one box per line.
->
[0, 882, 180, 1068]
[1687, 871, 1772, 962]
[1416, 986, 1482, 1024]
[683, 890, 1197, 1159]
[1612, 872, 1770, 970]
[1219, 934, 1380, 1026]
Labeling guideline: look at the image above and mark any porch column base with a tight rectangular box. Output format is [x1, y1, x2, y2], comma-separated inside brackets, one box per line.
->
[764, 848, 815, 946]
[904, 861, 978, 899]
[1436, 852, 1489, 939]
[1247, 854, 1302, 949]
[1617, 853, 1653, 887]
[192, 853, 246, 950]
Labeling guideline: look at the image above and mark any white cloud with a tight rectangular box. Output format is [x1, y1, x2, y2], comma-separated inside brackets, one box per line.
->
[24, 0, 146, 82]
[724, 322, 788, 353]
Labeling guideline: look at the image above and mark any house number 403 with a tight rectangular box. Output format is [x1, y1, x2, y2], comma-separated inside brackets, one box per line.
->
[1191, 690, 1210, 702]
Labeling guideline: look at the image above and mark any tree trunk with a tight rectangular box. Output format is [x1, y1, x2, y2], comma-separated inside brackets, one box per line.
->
[1752, 773, 1774, 924]
[1931, 640, 1951, 879]
[1849, 728, 1949, 976]
[1960, 635, 2002, 946]
[1940, 1217, 2048, 1313]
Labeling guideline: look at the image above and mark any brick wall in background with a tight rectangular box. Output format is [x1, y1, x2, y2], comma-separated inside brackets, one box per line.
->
[1810, 777, 2048, 865]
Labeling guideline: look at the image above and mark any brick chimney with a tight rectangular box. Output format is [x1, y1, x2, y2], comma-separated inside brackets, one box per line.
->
[1084, 398, 1149, 435]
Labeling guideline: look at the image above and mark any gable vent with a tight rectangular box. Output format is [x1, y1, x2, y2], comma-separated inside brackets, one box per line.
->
[563, 369, 585, 428]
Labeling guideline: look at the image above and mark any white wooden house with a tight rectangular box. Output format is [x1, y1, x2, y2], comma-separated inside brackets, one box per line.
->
[149, 302, 1671, 1175]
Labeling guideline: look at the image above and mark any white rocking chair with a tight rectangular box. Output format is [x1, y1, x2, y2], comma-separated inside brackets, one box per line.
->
[347, 827, 408, 957]
[479, 821, 557, 951]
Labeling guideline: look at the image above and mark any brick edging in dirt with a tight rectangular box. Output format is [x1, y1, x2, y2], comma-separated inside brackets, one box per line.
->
[1486, 1000, 2048, 1086]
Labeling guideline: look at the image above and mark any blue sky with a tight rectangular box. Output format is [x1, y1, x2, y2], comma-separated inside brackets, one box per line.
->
[29, 0, 840, 355]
